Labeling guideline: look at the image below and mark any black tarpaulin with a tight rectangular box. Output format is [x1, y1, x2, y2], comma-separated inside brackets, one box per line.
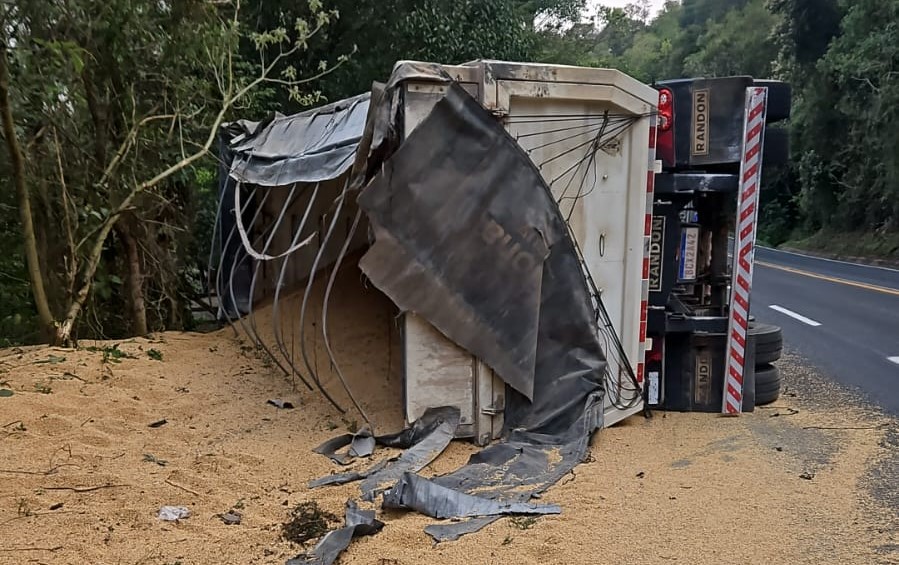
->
[382, 472, 562, 519]
[214, 93, 370, 317]
[350, 82, 608, 536]
[286, 501, 384, 565]
[228, 93, 370, 187]
[307, 407, 461, 499]
[358, 82, 607, 424]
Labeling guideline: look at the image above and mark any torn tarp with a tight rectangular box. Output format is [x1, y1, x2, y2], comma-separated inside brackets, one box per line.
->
[286, 501, 384, 565]
[311, 406, 460, 467]
[213, 94, 369, 317]
[351, 80, 608, 537]
[308, 407, 460, 499]
[418, 407, 600, 541]
[383, 472, 561, 519]
[228, 93, 370, 187]
[358, 81, 607, 428]
[358, 408, 459, 501]
[312, 430, 376, 466]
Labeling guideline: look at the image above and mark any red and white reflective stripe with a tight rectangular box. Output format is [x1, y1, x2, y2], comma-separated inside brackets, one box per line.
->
[637, 115, 658, 385]
[723, 87, 768, 414]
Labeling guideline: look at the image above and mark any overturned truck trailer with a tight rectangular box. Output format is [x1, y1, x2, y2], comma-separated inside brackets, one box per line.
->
[213, 60, 659, 445]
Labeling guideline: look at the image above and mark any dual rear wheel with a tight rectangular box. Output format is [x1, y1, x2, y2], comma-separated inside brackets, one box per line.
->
[749, 323, 783, 405]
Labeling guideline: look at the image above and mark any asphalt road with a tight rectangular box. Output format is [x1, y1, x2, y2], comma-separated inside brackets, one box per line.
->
[750, 246, 899, 415]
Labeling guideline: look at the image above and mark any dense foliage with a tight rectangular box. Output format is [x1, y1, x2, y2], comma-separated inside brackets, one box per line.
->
[0, 0, 896, 344]
[534, 0, 899, 246]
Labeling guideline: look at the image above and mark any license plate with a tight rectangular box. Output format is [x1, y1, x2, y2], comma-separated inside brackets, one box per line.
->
[679, 226, 699, 281]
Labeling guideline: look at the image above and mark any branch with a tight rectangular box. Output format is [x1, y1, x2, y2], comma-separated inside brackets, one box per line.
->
[0, 462, 78, 475]
[229, 0, 239, 95]
[0, 546, 64, 553]
[93, 110, 173, 196]
[24, 124, 48, 152]
[53, 128, 78, 297]
[263, 58, 349, 87]
[42, 484, 128, 493]
[852, 76, 879, 92]
[165, 478, 201, 496]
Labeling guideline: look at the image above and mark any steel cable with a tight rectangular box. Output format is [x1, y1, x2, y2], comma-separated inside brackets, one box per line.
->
[214, 185, 263, 333]
[321, 206, 373, 431]
[270, 182, 323, 391]
[297, 181, 352, 415]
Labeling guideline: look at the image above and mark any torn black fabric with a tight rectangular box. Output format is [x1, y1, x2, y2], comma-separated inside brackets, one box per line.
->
[359, 408, 460, 501]
[286, 501, 384, 565]
[312, 429, 376, 466]
[382, 472, 561, 519]
[354, 81, 608, 537]
[228, 93, 370, 188]
[308, 407, 460, 495]
[418, 402, 600, 541]
[424, 516, 499, 542]
[398, 400, 601, 542]
[312, 405, 460, 467]
[375, 406, 460, 448]
[357, 82, 607, 433]
[307, 460, 388, 490]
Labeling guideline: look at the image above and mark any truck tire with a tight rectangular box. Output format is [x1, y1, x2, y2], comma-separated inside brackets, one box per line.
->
[753, 80, 791, 123]
[762, 127, 789, 169]
[750, 323, 783, 365]
[755, 363, 781, 405]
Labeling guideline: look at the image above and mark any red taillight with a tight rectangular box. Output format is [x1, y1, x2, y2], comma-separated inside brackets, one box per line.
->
[647, 336, 663, 363]
[658, 88, 673, 132]
[659, 113, 671, 130]
[656, 87, 675, 167]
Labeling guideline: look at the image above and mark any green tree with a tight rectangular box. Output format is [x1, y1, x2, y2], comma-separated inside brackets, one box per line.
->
[682, 0, 779, 78]
[770, 0, 842, 76]
[594, 5, 649, 58]
[767, 0, 843, 237]
[245, 0, 579, 105]
[773, 0, 899, 237]
[813, 0, 899, 230]
[0, 0, 345, 344]
[618, 2, 685, 82]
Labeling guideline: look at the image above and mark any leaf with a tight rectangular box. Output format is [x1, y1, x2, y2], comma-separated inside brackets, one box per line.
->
[0, 389, 14, 397]
[108, 275, 123, 285]
[68, 49, 85, 74]
[148, 349, 164, 361]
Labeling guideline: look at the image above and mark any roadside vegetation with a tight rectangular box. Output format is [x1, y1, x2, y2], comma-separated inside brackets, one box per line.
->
[783, 230, 899, 266]
[1, 0, 896, 345]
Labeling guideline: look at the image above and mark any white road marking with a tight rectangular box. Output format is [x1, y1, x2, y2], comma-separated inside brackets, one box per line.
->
[769, 305, 822, 327]
[888, 357, 899, 366]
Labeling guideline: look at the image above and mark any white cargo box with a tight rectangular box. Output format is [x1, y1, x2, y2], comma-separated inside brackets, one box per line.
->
[398, 61, 658, 444]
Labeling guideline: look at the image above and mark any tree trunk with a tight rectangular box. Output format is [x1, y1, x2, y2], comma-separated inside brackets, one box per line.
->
[118, 222, 148, 336]
[81, 65, 108, 167]
[56, 213, 113, 345]
[0, 44, 56, 340]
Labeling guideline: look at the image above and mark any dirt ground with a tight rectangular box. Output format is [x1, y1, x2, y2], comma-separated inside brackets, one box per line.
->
[1, 331, 897, 565]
